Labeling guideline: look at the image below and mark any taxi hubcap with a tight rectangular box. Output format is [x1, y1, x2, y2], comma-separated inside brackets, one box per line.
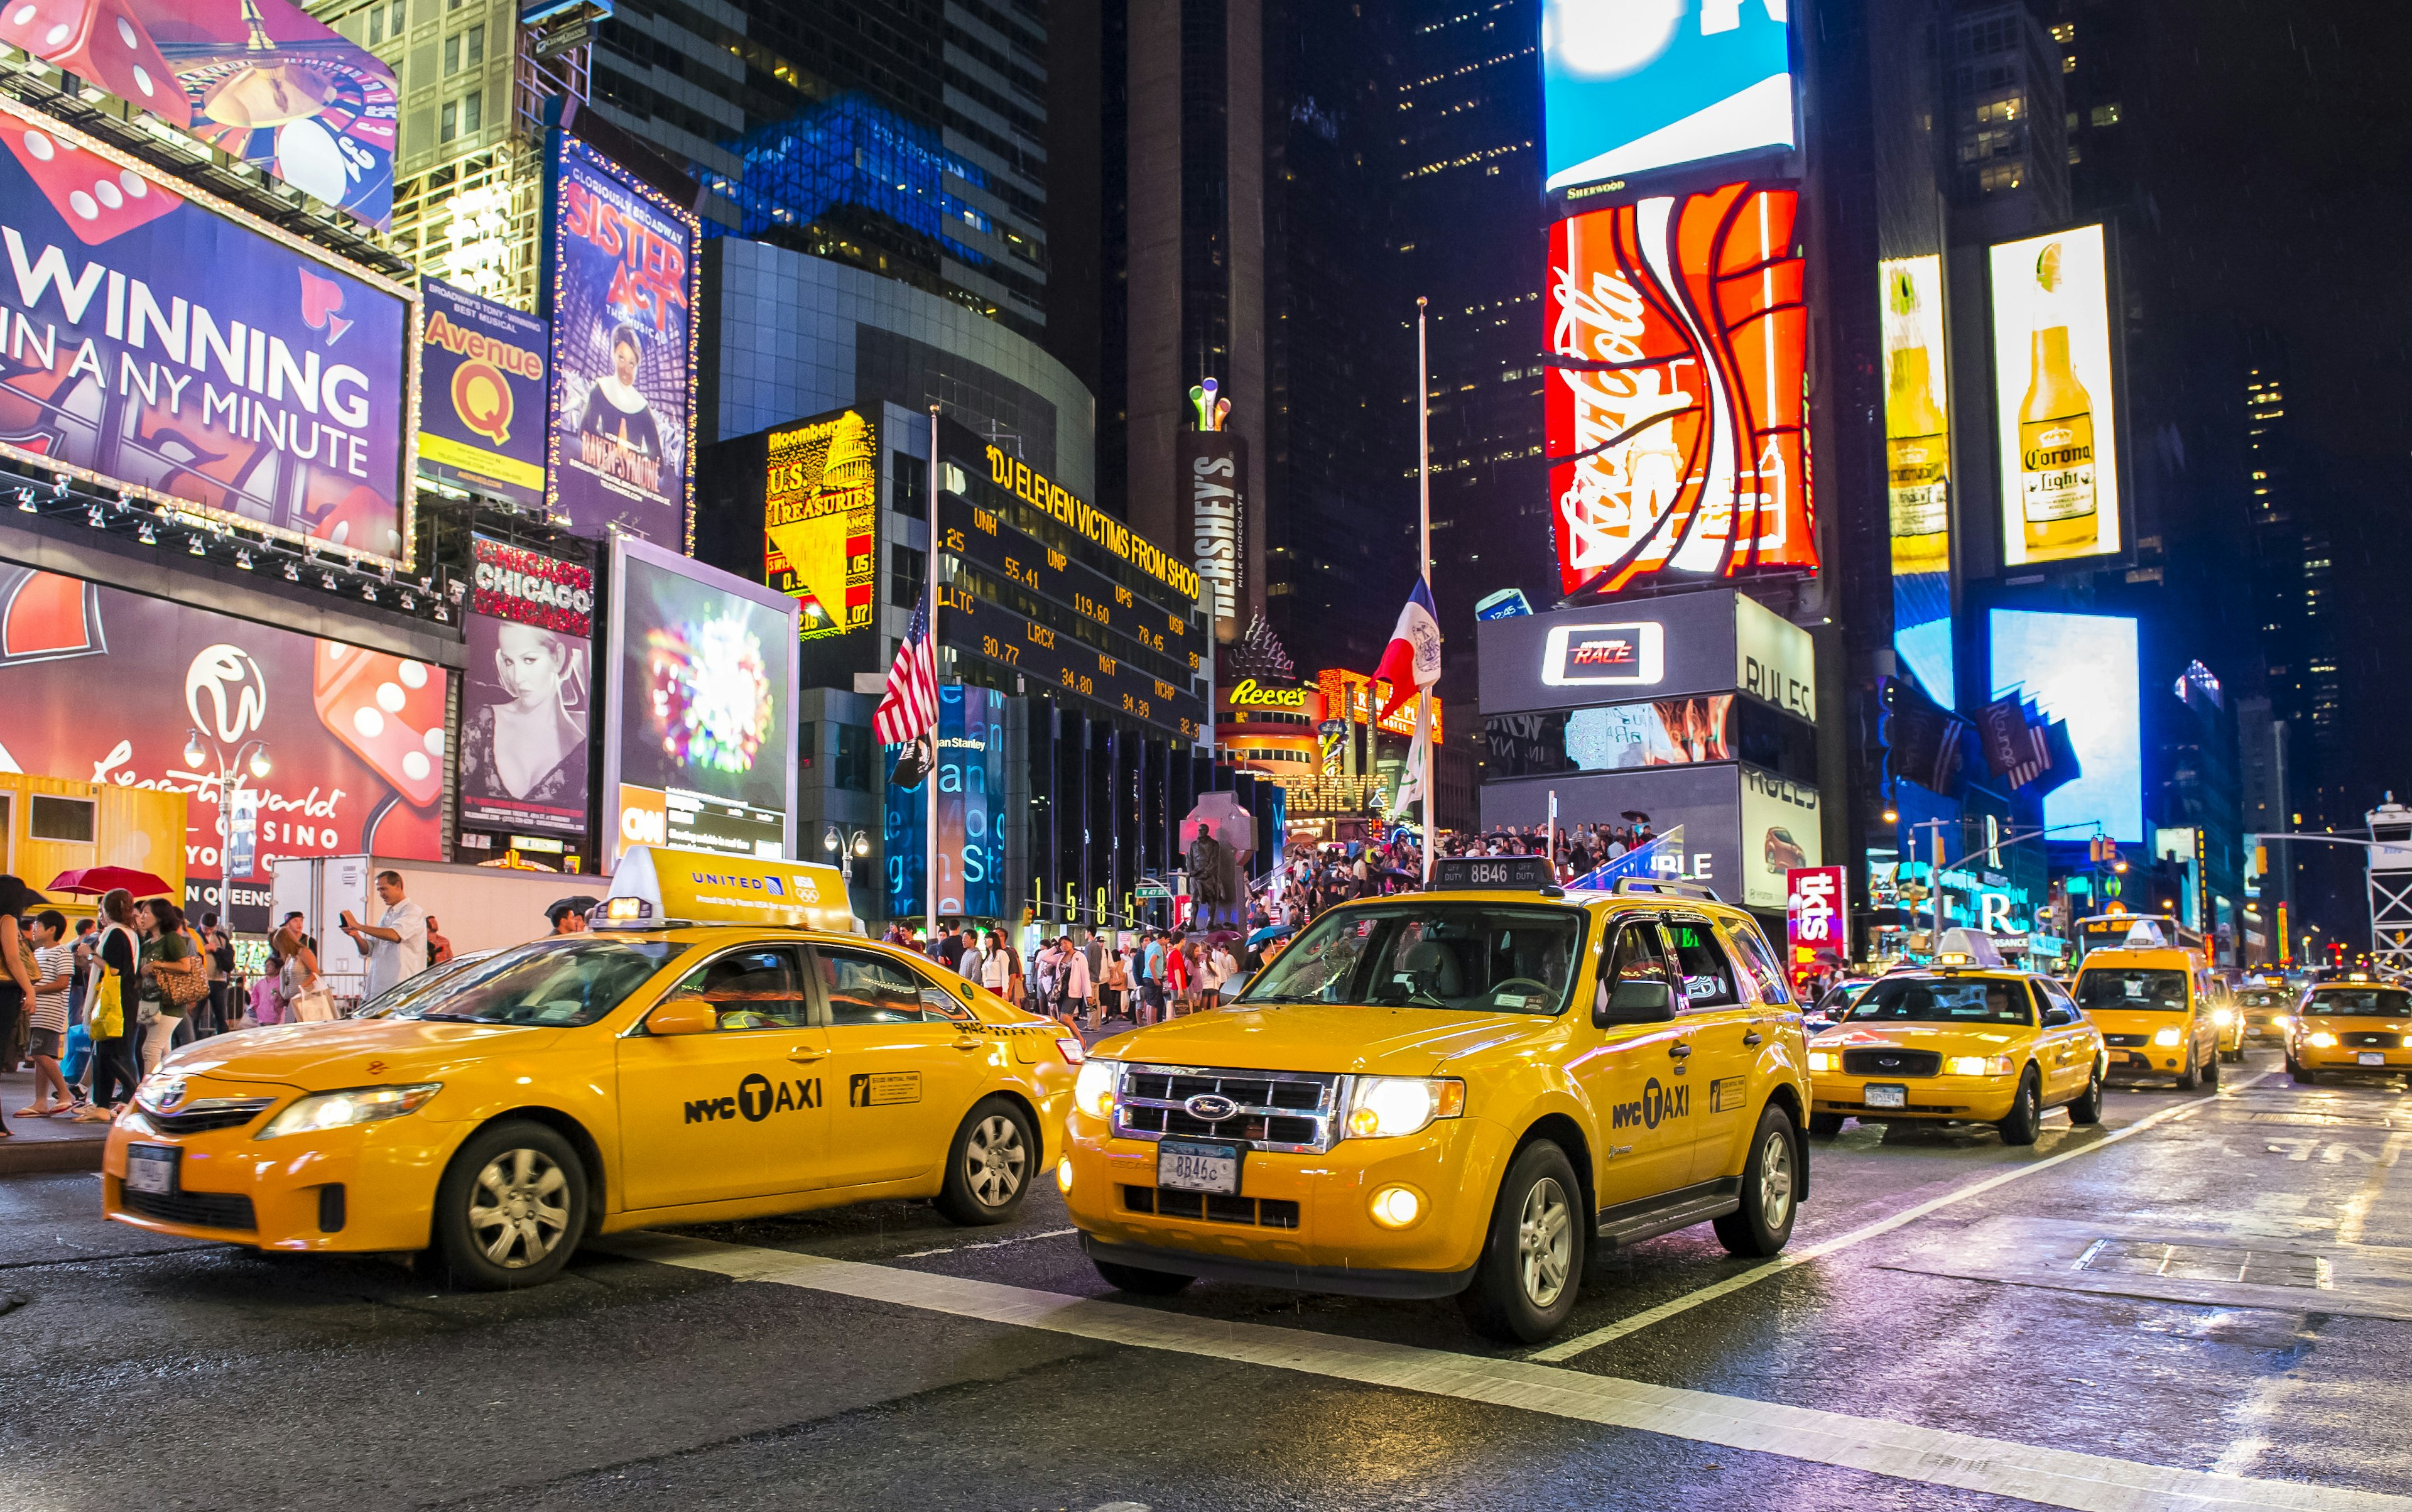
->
[1758, 1130, 1794, 1230]
[965, 1115, 1026, 1207]
[467, 1148, 570, 1268]
[1518, 1176, 1573, 1309]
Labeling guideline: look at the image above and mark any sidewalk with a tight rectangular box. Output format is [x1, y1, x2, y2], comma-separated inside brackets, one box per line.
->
[0, 1069, 108, 1175]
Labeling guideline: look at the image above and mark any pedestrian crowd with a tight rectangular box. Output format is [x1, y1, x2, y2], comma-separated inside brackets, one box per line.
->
[1436, 820, 1659, 879]
[886, 918, 1256, 1036]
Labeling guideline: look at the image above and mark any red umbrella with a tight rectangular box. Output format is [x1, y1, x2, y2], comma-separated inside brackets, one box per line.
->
[47, 865, 174, 898]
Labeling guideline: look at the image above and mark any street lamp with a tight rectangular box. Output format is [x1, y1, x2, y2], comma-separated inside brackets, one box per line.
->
[823, 824, 871, 884]
[187, 729, 271, 881]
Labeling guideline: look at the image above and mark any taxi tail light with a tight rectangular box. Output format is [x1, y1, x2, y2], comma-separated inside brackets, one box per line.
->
[1055, 1036, 1087, 1066]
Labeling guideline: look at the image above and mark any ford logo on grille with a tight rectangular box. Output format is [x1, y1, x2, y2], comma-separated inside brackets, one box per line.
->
[1877, 1057, 1902, 1069]
[1184, 1093, 1239, 1122]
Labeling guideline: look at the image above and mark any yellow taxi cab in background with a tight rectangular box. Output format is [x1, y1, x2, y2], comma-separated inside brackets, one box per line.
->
[2205, 979, 2248, 1063]
[1060, 860, 1813, 1344]
[1804, 930, 2106, 1145]
[2288, 976, 2412, 1085]
[2232, 977, 2300, 1047]
[2070, 918, 2224, 1089]
[102, 847, 1076, 1287]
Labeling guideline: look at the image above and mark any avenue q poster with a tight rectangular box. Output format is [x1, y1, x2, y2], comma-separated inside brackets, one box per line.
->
[0, 565, 448, 901]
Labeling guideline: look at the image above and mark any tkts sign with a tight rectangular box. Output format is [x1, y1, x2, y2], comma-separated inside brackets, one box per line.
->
[1546, 183, 1814, 597]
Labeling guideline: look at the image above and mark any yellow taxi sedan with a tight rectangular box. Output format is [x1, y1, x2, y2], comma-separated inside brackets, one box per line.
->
[2288, 979, 2412, 1085]
[102, 851, 1077, 1288]
[1805, 950, 2106, 1146]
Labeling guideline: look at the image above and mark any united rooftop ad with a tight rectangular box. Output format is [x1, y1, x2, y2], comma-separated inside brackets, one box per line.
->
[0, 99, 414, 563]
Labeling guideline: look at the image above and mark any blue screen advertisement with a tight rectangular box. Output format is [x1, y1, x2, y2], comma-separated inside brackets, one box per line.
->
[1541, 0, 1795, 199]
[1988, 609, 2140, 842]
[545, 132, 698, 546]
[0, 98, 411, 560]
[884, 684, 1008, 922]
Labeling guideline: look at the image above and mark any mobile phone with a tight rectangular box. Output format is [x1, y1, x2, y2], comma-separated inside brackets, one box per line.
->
[340, 910, 359, 928]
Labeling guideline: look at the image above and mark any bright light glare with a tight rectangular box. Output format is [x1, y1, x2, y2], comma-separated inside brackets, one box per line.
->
[2152, 1027, 2183, 1047]
[1369, 1185, 1425, 1228]
[1073, 1059, 1117, 1119]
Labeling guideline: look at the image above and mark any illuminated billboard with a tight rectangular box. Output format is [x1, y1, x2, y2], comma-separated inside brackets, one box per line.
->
[460, 538, 592, 842]
[546, 133, 700, 547]
[1988, 609, 2139, 842]
[0, 98, 415, 565]
[1546, 183, 1812, 596]
[419, 281, 548, 511]
[603, 536, 798, 867]
[1881, 253, 1954, 704]
[883, 683, 1008, 922]
[763, 409, 879, 643]
[1541, 0, 1795, 206]
[1990, 224, 2122, 569]
[0, 0, 398, 229]
[0, 563, 446, 929]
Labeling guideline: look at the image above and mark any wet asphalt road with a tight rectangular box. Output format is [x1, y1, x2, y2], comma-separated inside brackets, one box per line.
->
[3, 1047, 2409, 1511]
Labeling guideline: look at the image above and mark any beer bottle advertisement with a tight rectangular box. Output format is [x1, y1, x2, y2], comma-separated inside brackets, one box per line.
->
[1988, 224, 2122, 567]
[1881, 257, 1951, 575]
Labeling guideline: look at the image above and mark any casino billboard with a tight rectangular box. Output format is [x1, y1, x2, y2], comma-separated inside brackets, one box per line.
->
[0, 98, 417, 567]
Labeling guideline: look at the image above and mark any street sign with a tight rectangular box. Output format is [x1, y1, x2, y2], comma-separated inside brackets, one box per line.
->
[1136, 877, 1171, 901]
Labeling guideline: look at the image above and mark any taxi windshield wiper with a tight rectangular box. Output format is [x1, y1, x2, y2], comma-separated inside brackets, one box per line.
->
[415, 1009, 501, 1023]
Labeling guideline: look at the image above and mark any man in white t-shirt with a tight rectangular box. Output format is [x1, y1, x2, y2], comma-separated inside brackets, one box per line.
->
[342, 871, 429, 999]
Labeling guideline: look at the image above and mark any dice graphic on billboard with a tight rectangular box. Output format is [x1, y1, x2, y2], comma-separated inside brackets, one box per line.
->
[314, 640, 445, 808]
[0, 110, 183, 245]
[0, 0, 190, 128]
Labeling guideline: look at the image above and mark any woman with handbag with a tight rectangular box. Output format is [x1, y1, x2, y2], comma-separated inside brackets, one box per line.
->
[134, 898, 205, 1076]
[272, 916, 334, 1023]
[73, 889, 141, 1122]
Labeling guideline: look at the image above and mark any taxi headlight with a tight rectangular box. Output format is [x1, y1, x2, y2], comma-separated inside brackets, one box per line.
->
[1945, 1054, 2014, 1077]
[1345, 1077, 1467, 1139]
[1369, 1184, 1426, 1229]
[2212, 1008, 2235, 1028]
[2152, 1027, 2184, 1048]
[256, 1084, 441, 1139]
[1073, 1058, 1118, 1120]
[1807, 1050, 1837, 1073]
[2306, 1031, 2337, 1049]
[2274, 1014, 2292, 1029]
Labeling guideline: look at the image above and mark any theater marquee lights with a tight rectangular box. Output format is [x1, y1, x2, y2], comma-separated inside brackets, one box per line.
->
[1545, 182, 1813, 597]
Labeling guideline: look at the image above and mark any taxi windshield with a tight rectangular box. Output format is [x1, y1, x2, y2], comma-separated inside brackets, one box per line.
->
[1234, 903, 1584, 1014]
[2074, 968, 2189, 1013]
[2303, 988, 2412, 1018]
[356, 950, 500, 1019]
[2234, 990, 2289, 1008]
[1849, 977, 2033, 1025]
[413, 938, 678, 1026]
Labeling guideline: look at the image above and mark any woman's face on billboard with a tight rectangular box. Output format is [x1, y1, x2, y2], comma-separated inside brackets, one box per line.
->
[495, 623, 568, 704]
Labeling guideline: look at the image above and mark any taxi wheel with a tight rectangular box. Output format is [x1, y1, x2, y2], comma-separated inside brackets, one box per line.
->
[1713, 1104, 1800, 1258]
[2202, 1049, 2221, 1089]
[1806, 1112, 1845, 1139]
[2067, 1065, 2105, 1126]
[1996, 1070, 2043, 1146]
[2175, 1046, 2200, 1091]
[935, 1096, 1036, 1226]
[1458, 1138, 1585, 1344]
[2291, 1061, 2318, 1085]
[431, 1121, 587, 1290]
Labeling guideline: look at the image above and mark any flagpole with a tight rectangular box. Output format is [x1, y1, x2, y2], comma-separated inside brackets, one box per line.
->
[1416, 296, 1433, 887]
[926, 405, 941, 941]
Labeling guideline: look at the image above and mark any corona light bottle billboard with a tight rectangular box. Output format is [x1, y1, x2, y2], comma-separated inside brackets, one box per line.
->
[1883, 260, 1950, 575]
[1990, 224, 2121, 568]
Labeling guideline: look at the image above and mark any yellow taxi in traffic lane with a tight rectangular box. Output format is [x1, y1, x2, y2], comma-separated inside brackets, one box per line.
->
[2072, 944, 2222, 1089]
[1060, 861, 1813, 1344]
[103, 849, 1076, 1287]
[1805, 942, 2106, 1145]
[2288, 979, 2412, 1084]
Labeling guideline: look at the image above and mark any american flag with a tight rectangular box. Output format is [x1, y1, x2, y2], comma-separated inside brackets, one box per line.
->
[874, 602, 940, 747]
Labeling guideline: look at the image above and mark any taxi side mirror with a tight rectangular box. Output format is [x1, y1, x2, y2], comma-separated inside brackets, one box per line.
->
[1595, 979, 1676, 1028]
[647, 993, 719, 1036]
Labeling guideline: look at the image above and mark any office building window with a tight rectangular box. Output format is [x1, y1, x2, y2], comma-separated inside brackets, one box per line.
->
[890, 543, 926, 609]
[2092, 102, 2122, 126]
[369, 6, 384, 43]
[440, 92, 479, 142]
[836, 725, 874, 792]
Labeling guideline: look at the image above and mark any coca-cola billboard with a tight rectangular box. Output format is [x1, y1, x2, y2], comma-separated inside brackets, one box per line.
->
[0, 564, 447, 927]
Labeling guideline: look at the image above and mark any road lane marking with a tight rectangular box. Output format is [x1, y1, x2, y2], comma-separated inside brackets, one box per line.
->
[601, 1230, 2410, 1512]
[2335, 1133, 2410, 1245]
[2211, 1368, 2310, 1479]
[896, 1227, 1077, 1259]
[1529, 1070, 2276, 1362]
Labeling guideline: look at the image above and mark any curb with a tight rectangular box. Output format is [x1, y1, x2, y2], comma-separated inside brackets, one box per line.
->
[0, 1137, 105, 1176]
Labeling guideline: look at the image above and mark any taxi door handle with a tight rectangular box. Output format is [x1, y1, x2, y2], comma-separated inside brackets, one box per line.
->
[953, 1036, 986, 1050]
[1742, 1030, 1763, 1047]
[1668, 1040, 1692, 1060]
[787, 1047, 826, 1063]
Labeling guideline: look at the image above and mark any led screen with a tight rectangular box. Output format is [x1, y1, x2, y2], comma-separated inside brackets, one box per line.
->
[0, 563, 447, 930]
[0, 0, 397, 228]
[420, 282, 549, 511]
[1990, 224, 2122, 568]
[604, 536, 797, 867]
[0, 99, 413, 563]
[763, 409, 879, 642]
[546, 132, 699, 547]
[1989, 609, 2139, 842]
[460, 538, 592, 842]
[884, 683, 1008, 922]
[1547, 184, 1813, 595]
[1881, 253, 1954, 705]
[1541, 0, 1795, 202]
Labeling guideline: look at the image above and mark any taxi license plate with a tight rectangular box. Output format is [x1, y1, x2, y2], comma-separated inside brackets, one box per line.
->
[1864, 1084, 1908, 1109]
[1157, 1139, 1241, 1195]
[124, 1145, 178, 1195]
[2360, 1052, 2387, 1066]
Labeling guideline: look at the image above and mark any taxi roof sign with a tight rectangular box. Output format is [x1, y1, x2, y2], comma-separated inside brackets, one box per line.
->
[1432, 856, 1562, 893]
[605, 846, 864, 935]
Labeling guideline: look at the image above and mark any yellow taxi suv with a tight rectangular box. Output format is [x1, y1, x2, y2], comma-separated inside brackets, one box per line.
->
[102, 847, 1077, 1288]
[2070, 924, 2222, 1089]
[2287, 979, 2412, 1085]
[1060, 859, 1813, 1344]
[1803, 931, 2107, 1146]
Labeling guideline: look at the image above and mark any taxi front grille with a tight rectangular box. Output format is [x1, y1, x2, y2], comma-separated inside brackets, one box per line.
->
[1841, 1048, 1942, 1078]
[2345, 1031, 2407, 1049]
[144, 1097, 276, 1134]
[2102, 1033, 2148, 1048]
[121, 1188, 257, 1232]
[1112, 1063, 1339, 1153]
[1122, 1185, 1301, 1229]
